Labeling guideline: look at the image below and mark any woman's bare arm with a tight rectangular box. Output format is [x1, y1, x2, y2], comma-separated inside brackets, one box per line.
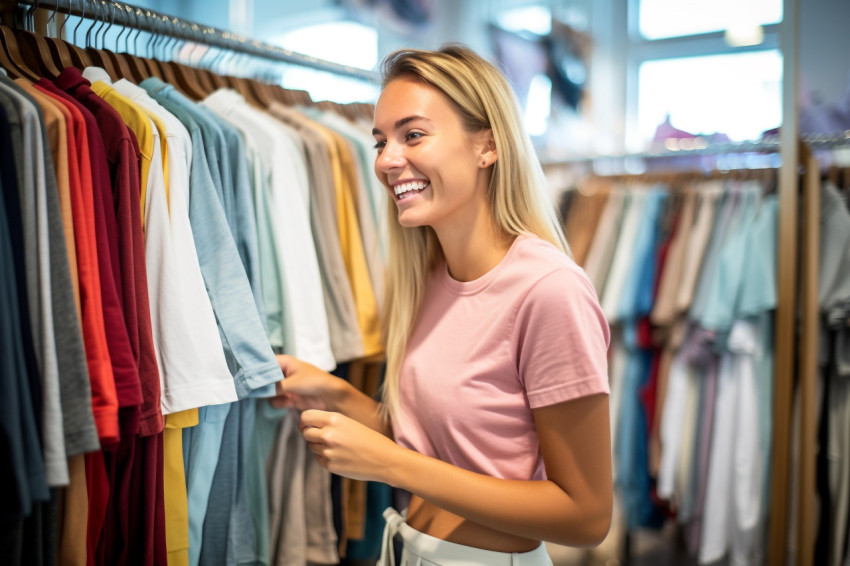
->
[300, 393, 612, 547]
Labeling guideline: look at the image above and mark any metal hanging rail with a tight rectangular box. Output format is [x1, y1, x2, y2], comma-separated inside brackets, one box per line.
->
[544, 131, 850, 164]
[541, 131, 850, 175]
[3, 0, 380, 82]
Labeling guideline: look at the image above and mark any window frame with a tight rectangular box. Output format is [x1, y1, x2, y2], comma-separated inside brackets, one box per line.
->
[623, 0, 780, 150]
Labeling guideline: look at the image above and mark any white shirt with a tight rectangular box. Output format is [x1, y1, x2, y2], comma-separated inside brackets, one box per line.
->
[110, 78, 237, 413]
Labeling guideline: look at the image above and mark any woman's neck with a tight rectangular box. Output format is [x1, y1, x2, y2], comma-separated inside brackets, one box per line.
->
[435, 210, 513, 283]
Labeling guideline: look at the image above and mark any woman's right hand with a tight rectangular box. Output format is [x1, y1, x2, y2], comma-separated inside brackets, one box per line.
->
[270, 355, 345, 412]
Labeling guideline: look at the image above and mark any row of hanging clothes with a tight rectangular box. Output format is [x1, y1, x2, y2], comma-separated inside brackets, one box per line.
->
[0, 1, 392, 565]
[545, 145, 850, 566]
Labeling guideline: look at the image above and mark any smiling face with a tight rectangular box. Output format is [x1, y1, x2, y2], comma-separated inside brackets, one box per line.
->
[372, 77, 496, 233]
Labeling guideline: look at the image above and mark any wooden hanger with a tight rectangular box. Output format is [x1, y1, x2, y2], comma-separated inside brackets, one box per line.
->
[116, 11, 151, 83]
[191, 42, 223, 94]
[42, 4, 75, 72]
[206, 50, 234, 90]
[13, 3, 63, 79]
[0, 21, 40, 81]
[84, 6, 118, 81]
[162, 29, 213, 100]
[136, 12, 162, 80]
[152, 24, 207, 96]
[161, 59, 209, 100]
[246, 77, 274, 107]
[64, 0, 91, 68]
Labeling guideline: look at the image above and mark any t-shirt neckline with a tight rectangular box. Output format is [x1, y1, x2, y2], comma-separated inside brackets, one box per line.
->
[440, 234, 527, 295]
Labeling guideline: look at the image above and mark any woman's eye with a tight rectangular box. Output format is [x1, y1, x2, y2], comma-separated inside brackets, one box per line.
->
[372, 140, 386, 151]
[406, 132, 423, 141]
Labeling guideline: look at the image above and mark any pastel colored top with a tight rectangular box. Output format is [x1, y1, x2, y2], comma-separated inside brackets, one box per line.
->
[395, 235, 611, 481]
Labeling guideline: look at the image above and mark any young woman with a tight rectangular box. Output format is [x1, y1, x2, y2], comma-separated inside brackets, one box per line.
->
[272, 44, 612, 566]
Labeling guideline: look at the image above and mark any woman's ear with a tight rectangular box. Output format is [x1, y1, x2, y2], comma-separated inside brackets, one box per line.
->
[476, 129, 498, 168]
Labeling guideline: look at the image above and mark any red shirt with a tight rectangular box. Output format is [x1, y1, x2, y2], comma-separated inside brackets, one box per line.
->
[35, 79, 120, 446]
[54, 69, 147, 428]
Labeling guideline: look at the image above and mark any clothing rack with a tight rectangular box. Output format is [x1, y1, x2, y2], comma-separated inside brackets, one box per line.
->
[0, 0, 379, 82]
[546, 0, 847, 562]
[551, 138, 846, 566]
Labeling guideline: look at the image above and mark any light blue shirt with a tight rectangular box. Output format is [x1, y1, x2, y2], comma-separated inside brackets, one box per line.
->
[700, 184, 761, 334]
[140, 78, 278, 399]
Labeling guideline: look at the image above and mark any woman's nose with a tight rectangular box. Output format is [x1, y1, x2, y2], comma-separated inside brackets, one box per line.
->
[376, 140, 405, 171]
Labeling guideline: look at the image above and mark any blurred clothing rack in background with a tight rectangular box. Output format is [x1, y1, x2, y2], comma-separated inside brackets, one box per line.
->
[542, 131, 850, 176]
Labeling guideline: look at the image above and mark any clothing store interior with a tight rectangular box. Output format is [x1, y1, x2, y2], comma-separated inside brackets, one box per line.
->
[1, 0, 849, 564]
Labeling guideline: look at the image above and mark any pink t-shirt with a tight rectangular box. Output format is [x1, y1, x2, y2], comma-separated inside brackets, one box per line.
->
[395, 234, 610, 481]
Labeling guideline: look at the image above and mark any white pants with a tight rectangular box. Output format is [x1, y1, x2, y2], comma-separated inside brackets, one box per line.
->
[378, 508, 554, 566]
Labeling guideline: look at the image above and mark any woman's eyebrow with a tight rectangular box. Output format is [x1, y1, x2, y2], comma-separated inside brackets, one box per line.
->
[372, 115, 427, 136]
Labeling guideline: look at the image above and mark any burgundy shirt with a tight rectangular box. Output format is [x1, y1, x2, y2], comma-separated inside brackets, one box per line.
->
[54, 69, 164, 436]
[35, 78, 121, 445]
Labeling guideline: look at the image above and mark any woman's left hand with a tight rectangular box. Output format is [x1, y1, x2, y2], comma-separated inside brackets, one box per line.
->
[299, 409, 403, 484]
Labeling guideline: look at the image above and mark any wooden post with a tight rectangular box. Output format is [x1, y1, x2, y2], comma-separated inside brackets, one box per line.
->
[768, 0, 800, 562]
[797, 143, 820, 566]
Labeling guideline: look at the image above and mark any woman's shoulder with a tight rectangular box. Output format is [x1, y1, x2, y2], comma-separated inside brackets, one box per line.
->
[509, 234, 588, 285]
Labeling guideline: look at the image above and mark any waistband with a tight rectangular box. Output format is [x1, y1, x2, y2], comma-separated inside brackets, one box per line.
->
[379, 507, 551, 566]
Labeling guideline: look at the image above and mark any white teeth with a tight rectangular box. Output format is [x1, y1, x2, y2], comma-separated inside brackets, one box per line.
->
[393, 181, 429, 196]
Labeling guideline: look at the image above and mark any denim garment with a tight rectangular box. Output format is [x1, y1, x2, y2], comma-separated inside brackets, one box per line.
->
[182, 403, 231, 566]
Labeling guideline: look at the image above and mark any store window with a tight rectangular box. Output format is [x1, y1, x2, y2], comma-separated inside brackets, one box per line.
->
[638, 50, 782, 143]
[638, 0, 783, 40]
[272, 21, 380, 103]
[629, 0, 783, 149]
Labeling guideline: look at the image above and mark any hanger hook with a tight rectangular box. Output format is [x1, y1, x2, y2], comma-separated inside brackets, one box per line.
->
[155, 15, 166, 59]
[154, 15, 165, 59]
[26, 0, 40, 32]
[161, 16, 172, 60]
[85, 0, 100, 48]
[191, 25, 205, 66]
[46, 0, 58, 33]
[123, 5, 134, 53]
[162, 15, 172, 59]
[145, 10, 156, 58]
[133, 8, 143, 55]
[173, 21, 189, 62]
[58, 0, 71, 39]
[101, 1, 114, 50]
[159, 15, 170, 59]
[95, 0, 108, 50]
[95, 1, 108, 50]
[73, 0, 86, 46]
[113, 3, 126, 51]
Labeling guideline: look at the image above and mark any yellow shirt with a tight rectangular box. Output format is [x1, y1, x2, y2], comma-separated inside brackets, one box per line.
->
[310, 121, 383, 356]
[90, 81, 155, 225]
[163, 409, 199, 566]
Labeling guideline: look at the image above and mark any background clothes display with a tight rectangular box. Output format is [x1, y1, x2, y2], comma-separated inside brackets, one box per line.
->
[557, 170, 850, 566]
[0, 41, 392, 565]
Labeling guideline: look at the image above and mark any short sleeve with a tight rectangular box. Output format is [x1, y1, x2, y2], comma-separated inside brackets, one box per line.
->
[513, 266, 611, 408]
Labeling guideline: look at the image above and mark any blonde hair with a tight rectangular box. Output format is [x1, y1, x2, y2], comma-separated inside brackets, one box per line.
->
[379, 44, 570, 421]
